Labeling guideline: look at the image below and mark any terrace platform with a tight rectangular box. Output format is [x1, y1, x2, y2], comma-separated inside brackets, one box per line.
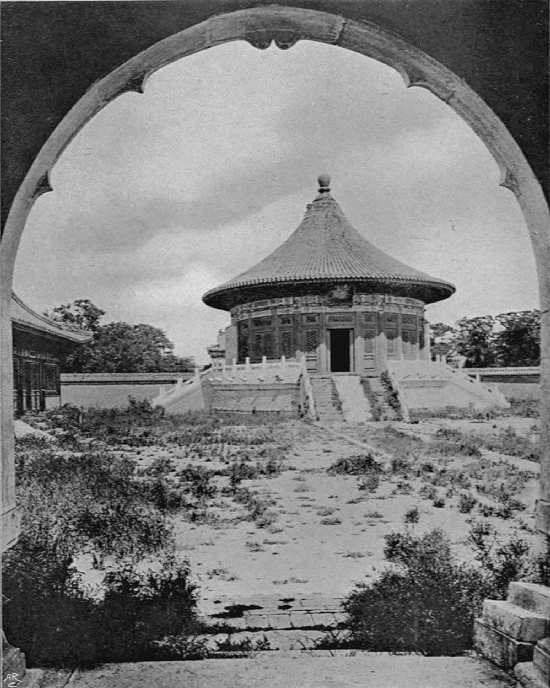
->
[34, 652, 515, 687]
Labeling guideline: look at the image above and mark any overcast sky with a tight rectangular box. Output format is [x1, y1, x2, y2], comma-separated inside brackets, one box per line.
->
[14, 41, 538, 363]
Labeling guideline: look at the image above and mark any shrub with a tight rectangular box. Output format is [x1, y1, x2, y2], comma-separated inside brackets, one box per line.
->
[467, 520, 546, 597]
[419, 485, 437, 501]
[327, 454, 382, 476]
[509, 399, 539, 419]
[99, 556, 198, 662]
[357, 473, 380, 493]
[432, 496, 446, 508]
[2, 550, 199, 667]
[458, 492, 477, 513]
[477, 426, 539, 462]
[178, 465, 217, 501]
[404, 506, 420, 524]
[15, 449, 170, 563]
[429, 428, 481, 457]
[345, 529, 486, 655]
[392, 480, 413, 495]
[232, 487, 277, 527]
[390, 455, 412, 475]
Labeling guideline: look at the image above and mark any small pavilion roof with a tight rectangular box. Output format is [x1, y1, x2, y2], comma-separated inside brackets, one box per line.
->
[203, 176, 455, 310]
[11, 293, 92, 344]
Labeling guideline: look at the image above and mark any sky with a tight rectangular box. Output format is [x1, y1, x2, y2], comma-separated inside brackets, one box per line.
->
[14, 41, 538, 364]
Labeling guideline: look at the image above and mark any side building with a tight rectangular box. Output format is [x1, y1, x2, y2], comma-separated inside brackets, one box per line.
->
[11, 293, 91, 415]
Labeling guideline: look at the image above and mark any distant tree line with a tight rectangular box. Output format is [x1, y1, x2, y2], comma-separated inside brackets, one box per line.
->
[430, 310, 540, 368]
[47, 299, 195, 373]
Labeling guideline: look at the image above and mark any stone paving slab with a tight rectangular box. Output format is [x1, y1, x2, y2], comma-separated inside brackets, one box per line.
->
[203, 594, 346, 633]
[41, 652, 516, 687]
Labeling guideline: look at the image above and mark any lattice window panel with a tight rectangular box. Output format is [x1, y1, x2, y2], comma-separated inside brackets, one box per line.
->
[280, 331, 293, 357]
[305, 329, 319, 353]
[386, 329, 397, 354]
[252, 317, 272, 328]
[402, 314, 418, 329]
[364, 330, 376, 355]
[237, 323, 249, 361]
[263, 333, 273, 358]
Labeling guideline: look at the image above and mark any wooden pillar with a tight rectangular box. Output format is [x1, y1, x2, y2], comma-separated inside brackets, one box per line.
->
[273, 307, 280, 360]
[319, 311, 328, 373]
[397, 309, 404, 360]
[355, 311, 363, 375]
[376, 310, 387, 371]
[422, 317, 430, 361]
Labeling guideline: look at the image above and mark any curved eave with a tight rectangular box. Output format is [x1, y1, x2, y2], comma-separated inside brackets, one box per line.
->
[11, 293, 92, 344]
[203, 275, 456, 311]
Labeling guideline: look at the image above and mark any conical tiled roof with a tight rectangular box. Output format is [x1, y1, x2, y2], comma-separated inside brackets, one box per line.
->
[203, 176, 455, 310]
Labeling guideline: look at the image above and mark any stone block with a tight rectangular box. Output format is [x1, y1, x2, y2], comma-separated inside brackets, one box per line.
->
[268, 613, 292, 630]
[289, 611, 315, 628]
[508, 583, 550, 617]
[515, 662, 549, 688]
[474, 618, 533, 670]
[2, 643, 26, 681]
[534, 638, 550, 683]
[482, 599, 549, 641]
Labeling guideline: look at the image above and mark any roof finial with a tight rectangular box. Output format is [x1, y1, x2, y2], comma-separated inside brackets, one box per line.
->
[318, 173, 331, 194]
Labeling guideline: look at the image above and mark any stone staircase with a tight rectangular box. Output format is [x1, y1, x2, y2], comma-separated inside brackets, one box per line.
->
[474, 581, 550, 686]
[331, 374, 372, 422]
[360, 374, 401, 421]
[199, 593, 347, 651]
[310, 375, 343, 423]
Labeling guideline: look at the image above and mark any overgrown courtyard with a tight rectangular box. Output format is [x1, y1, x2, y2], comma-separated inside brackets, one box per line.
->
[5, 401, 546, 666]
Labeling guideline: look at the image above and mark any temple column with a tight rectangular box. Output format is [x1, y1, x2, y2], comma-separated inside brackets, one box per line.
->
[422, 318, 430, 361]
[396, 310, 404, 360]
[273, 307, 280, 360]
[319, 311, 328, 373]
[376, 310, 387, 371]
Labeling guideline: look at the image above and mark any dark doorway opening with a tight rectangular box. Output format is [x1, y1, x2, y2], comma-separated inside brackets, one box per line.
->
[330, 329, 352, 372]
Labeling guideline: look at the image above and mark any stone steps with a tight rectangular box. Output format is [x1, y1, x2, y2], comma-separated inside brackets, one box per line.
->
[331, 374, 372, 422]
[200, 594, 347, 651]
[475, 581, 550, 685]
[360, 375, 400, 421]
[310, 376, 343, 423]
[481, 599, 548, 642]
[509, 583, 550, 617]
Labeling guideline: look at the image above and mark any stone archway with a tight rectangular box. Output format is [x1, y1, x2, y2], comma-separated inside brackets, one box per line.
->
[1, 0, 548, 591]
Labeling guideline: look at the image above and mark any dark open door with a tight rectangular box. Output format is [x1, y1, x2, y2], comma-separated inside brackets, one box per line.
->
[330, 329, 351, 372]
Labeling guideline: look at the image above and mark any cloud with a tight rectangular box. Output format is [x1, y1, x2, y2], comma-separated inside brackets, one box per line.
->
[14, 41, 537, 362]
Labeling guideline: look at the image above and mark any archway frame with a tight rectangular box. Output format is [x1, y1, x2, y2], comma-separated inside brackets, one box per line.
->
[1, 5, 549, 548]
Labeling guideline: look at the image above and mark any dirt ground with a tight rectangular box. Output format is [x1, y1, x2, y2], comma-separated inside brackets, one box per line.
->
[92, 415, 540, 612]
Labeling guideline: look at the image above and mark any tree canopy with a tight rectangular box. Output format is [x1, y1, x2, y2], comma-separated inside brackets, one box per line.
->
[430, 310, 540, 368]
[47, 300, 194, 373]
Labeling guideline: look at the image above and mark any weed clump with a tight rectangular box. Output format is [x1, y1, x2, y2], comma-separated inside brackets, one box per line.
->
[327, 454, 382, 476]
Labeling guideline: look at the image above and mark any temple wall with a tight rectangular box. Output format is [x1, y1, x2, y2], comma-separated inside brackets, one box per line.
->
[230, 293, 428, 374]
[60, 372, 193, 409]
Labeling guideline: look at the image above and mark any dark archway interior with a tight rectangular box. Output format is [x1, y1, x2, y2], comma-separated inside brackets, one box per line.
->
[1, 0, 548, 232]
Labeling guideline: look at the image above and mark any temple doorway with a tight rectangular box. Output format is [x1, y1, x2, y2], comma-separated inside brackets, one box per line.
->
[330, 329, 352, 372]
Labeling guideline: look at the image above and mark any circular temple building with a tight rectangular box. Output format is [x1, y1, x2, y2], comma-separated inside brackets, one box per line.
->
[203, 175, 455, 376]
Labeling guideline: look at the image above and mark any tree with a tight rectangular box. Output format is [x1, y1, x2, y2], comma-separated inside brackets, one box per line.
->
[494, 310, 540, 367]
[49, 299, 194, 372]
[47, 299, 105, 333]
[454, 315, 496, 367]
[429, 322, 457, 359]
